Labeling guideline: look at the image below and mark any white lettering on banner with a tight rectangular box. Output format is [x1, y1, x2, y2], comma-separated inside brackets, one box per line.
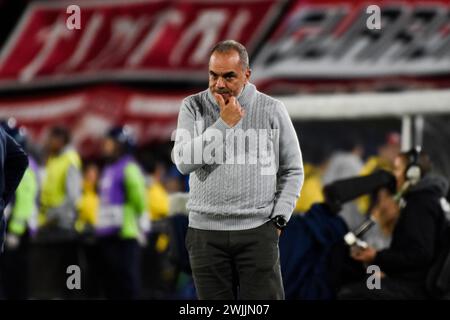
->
[225, 10, 250, 41]
[0, 0, 280, 86]
[59, 14, 104, 71]
[170, 10, 228, 66]
[252, 1, 450, 83]
[127, 10, 183, 67]
[19, 17, 71, 82]
[87, 16, 149, 69]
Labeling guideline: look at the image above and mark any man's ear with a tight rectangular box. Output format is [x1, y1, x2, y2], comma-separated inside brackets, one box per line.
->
[245, 68, 251, 83]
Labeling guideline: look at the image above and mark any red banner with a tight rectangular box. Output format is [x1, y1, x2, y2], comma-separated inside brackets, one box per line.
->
[0, 85, 186, 157]
[252, 0, 450, 93]
[0, 0, 282, 88]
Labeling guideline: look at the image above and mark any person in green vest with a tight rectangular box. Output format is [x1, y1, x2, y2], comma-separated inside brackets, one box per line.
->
[96, 126, 148, 299]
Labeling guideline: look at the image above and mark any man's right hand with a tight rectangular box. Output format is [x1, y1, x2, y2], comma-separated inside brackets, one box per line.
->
[214, 94, 245, 127]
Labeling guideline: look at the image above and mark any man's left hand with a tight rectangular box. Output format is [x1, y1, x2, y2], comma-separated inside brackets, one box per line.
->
[350, 246, 377, 263]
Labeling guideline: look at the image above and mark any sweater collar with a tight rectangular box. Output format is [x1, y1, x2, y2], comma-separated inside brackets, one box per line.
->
[207, 82, 256, 109]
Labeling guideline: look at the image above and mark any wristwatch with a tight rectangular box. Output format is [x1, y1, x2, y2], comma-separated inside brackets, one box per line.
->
[272, 216, 287, 230]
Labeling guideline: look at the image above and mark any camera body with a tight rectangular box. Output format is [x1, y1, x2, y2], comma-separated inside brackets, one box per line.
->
[323, 169, 396, 214]
[323, 170, 396, 248]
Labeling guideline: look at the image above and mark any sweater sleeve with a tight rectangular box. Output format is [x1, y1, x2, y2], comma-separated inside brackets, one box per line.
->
[173, 98, 233, 175]
[270, 101, 304, 222]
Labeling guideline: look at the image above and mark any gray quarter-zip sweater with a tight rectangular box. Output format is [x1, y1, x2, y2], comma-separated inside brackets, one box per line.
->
[173, 83, 303, 231]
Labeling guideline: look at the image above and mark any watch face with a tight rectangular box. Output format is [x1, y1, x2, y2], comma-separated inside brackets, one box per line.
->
[275, 217, 287, 228]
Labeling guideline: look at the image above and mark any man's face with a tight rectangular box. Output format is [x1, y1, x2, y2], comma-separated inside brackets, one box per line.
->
[209, 50, 251, 104]
[393, 155, 407, 190]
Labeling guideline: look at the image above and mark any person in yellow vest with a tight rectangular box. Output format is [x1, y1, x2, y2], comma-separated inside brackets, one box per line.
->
[141, 157, 171, 298]
[148, 161, 170, 222]
[147, 160, 170, 251]
[76, 162, 101, 298]
[294, 163, 325, 214]
[35, 126, 82, 299]
[76, 162, 99, 233]
[39, 126, 82, 234]
[294, 147, 331, 214]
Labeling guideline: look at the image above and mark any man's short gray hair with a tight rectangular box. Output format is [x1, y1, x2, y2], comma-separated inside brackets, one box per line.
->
[210, 40, 249, 70]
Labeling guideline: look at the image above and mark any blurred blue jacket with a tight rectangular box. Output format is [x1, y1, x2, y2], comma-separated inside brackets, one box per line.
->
[0, 127, 28, 251]
[280, 203, 348, 300]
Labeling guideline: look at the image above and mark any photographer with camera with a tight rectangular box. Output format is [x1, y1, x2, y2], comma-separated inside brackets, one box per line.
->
[338, 147, 449, 299]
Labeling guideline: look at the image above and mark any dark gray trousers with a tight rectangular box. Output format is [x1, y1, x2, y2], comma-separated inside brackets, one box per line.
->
[185, 221, 284, 300]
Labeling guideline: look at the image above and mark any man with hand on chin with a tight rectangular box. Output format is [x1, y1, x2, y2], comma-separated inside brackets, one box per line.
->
[173, 40, 303, 300]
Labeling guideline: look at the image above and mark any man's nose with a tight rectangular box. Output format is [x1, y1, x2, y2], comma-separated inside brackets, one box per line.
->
[216, 77, 225, 88]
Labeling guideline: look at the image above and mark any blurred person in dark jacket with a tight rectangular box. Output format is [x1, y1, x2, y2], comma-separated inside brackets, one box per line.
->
[0, 123, 28, 251]
[338, 148, 449, 299]
[0, 119, 38, 300]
